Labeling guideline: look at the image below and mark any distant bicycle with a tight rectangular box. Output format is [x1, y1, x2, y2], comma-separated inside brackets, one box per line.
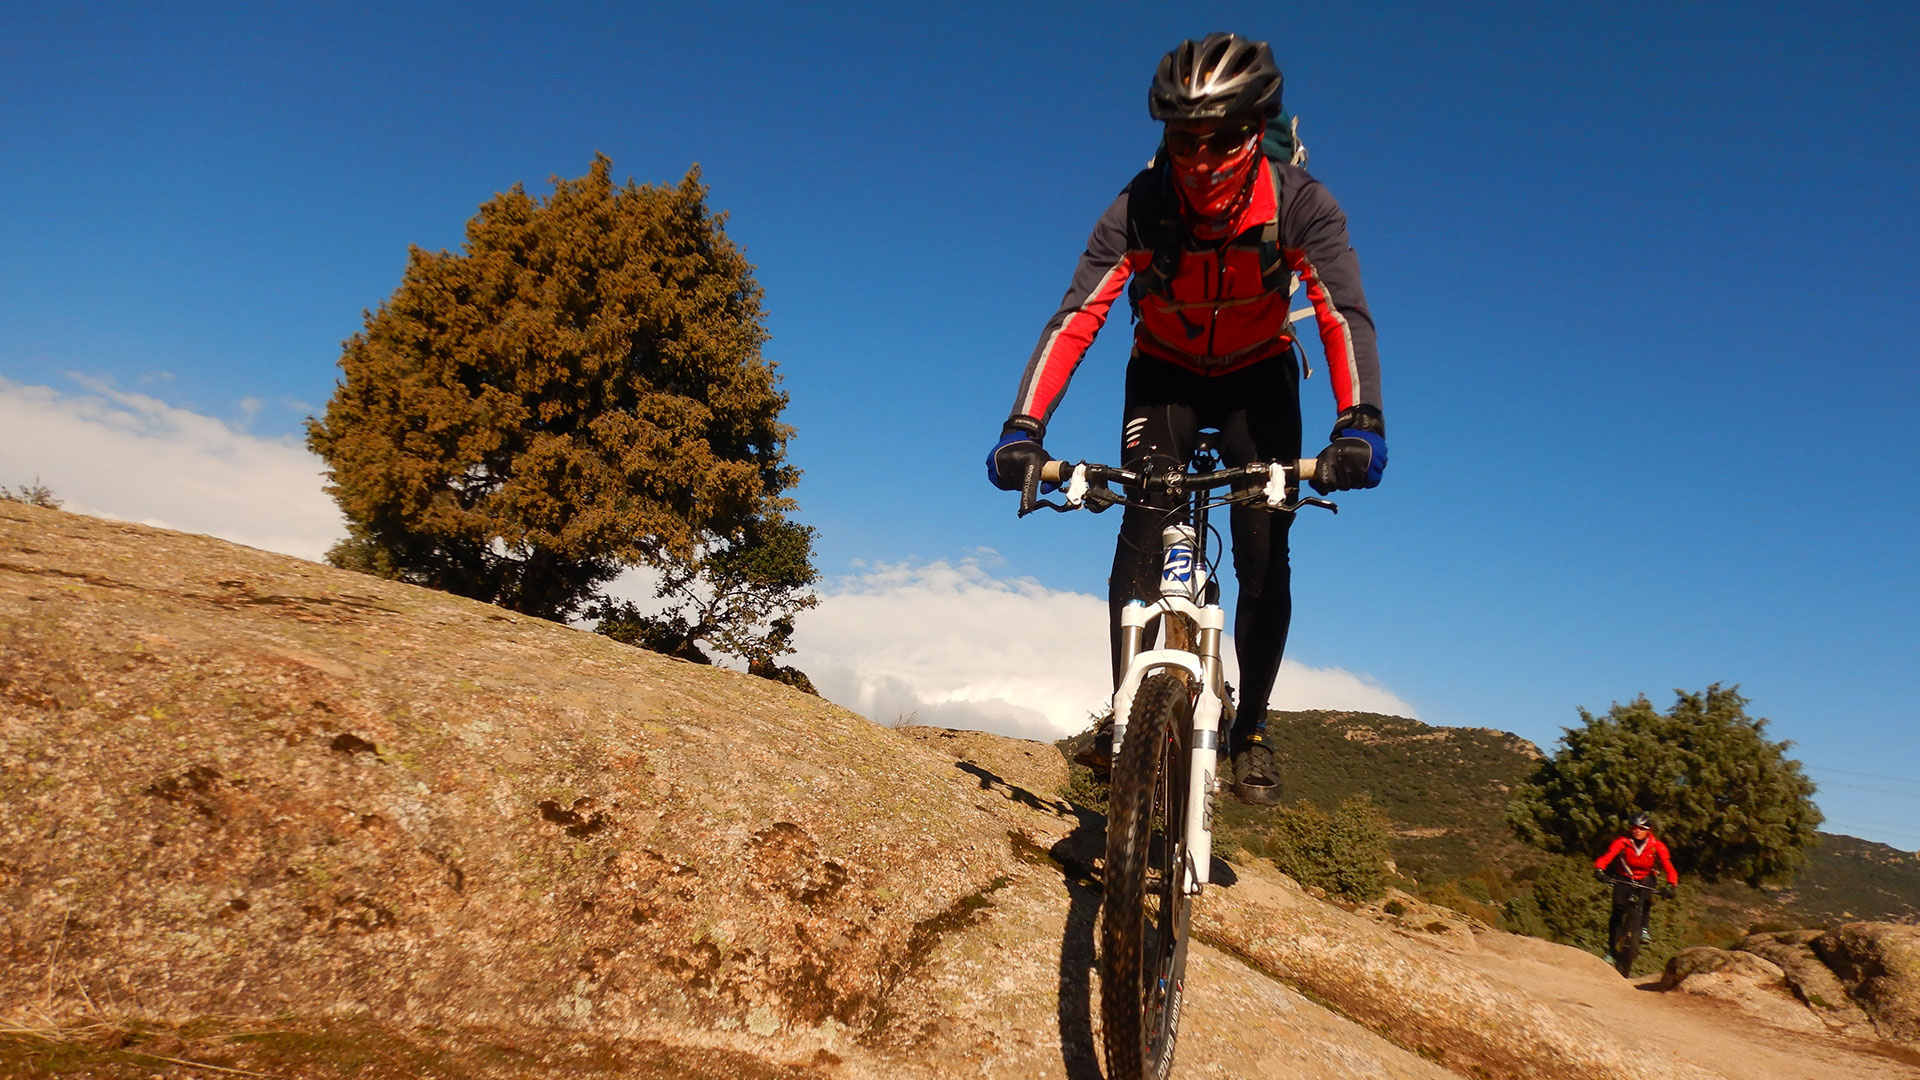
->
[1598, 871, 1663, 976]
[1019, 432, 1332, 1080]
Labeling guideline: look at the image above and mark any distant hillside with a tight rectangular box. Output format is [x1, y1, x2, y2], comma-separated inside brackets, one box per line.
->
[1776, 833, 1920, 924]
[1223, 710, 1545, 885]
[1226, 709, 1920, 928]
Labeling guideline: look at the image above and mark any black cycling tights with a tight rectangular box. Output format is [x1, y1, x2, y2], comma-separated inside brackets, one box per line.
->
[1108, 354, 1302, 735]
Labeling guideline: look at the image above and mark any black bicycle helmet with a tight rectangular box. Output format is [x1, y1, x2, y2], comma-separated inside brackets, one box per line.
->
[1149, 33, 1283, 122]
[1629, 812, 1655, 830]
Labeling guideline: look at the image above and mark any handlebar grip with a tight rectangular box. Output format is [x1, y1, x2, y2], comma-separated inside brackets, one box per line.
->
[1040, 460, 1069, 484]
[1296, 456, 1318, 480]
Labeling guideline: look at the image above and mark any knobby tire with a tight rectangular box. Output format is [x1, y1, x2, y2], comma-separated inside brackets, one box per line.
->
[1612, 893, 1649, 977]
[1102, 672, 1195, 1080]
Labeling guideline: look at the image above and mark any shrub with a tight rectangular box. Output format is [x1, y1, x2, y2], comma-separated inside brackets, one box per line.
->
[0, 479, 61, 508]
[1261, 795, 1392, 903]
[1059, 764, 1108, 815]
[1502, 855, 1608, 952]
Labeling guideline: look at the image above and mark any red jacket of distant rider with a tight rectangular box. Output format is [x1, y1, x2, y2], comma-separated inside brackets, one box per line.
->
[1594, 835, 1679, 885]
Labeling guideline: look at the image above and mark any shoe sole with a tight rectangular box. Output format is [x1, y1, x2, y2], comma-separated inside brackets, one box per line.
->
[1233, 780, 1283, 806]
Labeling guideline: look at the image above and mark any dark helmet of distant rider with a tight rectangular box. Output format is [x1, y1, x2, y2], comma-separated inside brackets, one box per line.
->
[1148, 33, 1284, 222]
[1629, 812, 1655, 832]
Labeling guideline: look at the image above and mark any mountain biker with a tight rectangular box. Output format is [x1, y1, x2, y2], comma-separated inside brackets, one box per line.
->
[1594, 812, 1679, 950]
[985, 32, 1385, 805]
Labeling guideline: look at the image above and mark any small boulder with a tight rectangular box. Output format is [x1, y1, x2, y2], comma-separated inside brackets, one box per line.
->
[1657, 947, 1825, 1033]
[1811, 921, 1920, 1046]
[1737, 930, 1874, 1034]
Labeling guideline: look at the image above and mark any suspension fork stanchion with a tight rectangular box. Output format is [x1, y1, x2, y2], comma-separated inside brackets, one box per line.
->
[1180, 476, 1223, 894]
[1111, 603, 1149, 756]
[1183, 608, 1227, 893]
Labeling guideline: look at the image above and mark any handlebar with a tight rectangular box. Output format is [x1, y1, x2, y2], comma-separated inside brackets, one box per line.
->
[1036, 456, 1319, 488]
[1019, 456, 1335, 518]
[1599, 872, 1666, 893]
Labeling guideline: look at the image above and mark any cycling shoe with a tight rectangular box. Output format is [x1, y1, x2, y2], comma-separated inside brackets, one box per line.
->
[1064, 715, 1114, 777]
[1230, 731, 1282, 806]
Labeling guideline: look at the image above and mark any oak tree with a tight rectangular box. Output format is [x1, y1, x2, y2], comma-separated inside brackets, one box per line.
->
[1507, 684, 1822, 886]
[308, 155, 813, 656]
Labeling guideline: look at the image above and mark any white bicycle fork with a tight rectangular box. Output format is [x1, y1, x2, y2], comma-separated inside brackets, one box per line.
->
[1109, 595, 1227, 896]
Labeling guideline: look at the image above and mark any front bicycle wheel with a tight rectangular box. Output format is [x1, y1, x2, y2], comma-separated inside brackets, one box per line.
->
[1611, 895, 1647, 977]
[1102, 671, 1195, 1080]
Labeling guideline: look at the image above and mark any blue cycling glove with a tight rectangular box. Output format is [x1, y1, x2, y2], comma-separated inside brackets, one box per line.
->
[986, 422, 1052, 493]
[1311, 405, 1387, 495]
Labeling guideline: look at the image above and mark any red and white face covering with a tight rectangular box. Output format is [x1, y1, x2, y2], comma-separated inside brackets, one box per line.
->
[1169, 122, 1262, 221]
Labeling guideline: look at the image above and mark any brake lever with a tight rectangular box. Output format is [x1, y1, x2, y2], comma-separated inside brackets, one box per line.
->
[1277, 496, 1339, 514]
[1019, 497, 1080, 517]
[1017, 461, 1065, 516]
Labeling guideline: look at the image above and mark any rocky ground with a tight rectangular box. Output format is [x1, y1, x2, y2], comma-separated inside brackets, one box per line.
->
[3, 500, 1916, 1079]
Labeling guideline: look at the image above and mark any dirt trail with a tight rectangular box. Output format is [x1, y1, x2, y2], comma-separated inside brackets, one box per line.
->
[899, 729, 1920, 1080]
[1455, 931, 1920, 1079]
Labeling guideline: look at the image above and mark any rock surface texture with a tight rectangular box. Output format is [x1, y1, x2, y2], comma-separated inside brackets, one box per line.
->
[1811, 922, 1920, 1045]
[1656, 948, 1826, 1033]
[3, 501, 1917, 1080]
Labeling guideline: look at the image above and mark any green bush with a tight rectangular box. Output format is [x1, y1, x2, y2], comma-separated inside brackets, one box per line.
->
[1259, 795, 1392, 903]
[1059, 764, 1108, 816]
[1502, 855, 1608, 952]
[1420, 878, 1505, 927]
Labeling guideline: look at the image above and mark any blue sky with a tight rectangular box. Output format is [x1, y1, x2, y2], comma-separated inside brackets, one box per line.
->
[3, 2, 1916, 851]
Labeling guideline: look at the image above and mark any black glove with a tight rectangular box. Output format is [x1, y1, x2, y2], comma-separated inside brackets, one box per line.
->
[1660, 883, 1676, 900]
[1593, 868, 1611, 883]
[1311, 404, 1387, 495]
[986, 418, 1051, 493]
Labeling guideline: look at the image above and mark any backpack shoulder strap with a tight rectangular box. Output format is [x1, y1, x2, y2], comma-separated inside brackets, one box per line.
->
[1257, 158, 1287, 292]
[1126, 163, 1184, 320]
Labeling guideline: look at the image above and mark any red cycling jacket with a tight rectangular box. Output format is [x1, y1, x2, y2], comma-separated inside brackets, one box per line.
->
[1008, 158, 1380, 429]
[1595, 835, 1679, 885]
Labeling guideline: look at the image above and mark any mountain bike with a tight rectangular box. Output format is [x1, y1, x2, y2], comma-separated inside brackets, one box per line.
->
[1018, 435, 1332, 1080]
[1599, 870, 1664, 977]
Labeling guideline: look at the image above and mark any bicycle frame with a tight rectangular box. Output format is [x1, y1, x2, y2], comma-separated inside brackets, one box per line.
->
[1019, 442, 1330, 899]
[1018, 439, 1333, 1080]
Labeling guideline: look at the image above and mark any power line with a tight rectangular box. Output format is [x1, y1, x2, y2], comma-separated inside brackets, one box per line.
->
[1824, 823, 1920, 845]
[1823, 812, 1920, 831]
[1811, 779, 1920, 799]
[1806, 765, 1920, 787]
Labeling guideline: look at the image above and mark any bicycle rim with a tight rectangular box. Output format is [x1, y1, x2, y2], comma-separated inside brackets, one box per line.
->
[1102, 672, 1194, 1080]
[1612, 900, 1646, 976]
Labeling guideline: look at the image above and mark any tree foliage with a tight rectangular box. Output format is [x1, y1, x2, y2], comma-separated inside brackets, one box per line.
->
[1507, 685, 1822, 886]
[307, 154, 805, 629]
[591, 513, 819, 669]
[1501, 854, 1609, 951]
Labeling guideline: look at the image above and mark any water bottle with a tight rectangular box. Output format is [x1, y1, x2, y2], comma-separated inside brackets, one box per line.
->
[1160, 524, 1204, 598]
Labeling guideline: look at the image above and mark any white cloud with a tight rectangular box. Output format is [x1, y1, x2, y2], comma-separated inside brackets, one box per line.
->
[789, 558, 1419, 742]
[0, 377, 345, 562]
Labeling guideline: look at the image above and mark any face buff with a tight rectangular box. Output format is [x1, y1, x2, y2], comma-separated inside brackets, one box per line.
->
[1169, 124, 1261, 225]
